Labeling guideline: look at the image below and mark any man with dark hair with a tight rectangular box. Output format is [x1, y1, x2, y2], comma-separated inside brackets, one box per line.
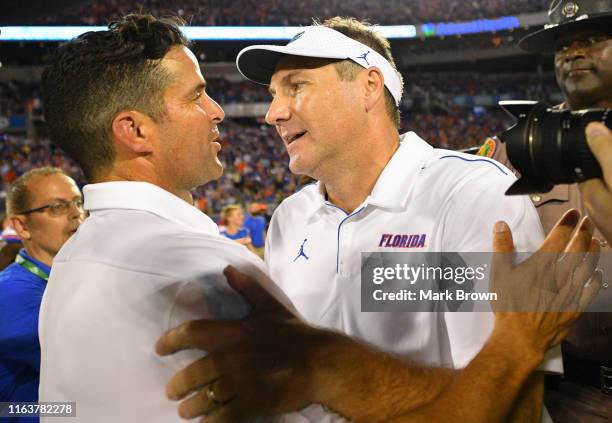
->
[0, 168, 83, 420]
[37, 14, 295, 423]
[42, 16, 190, 182]
[478, 1, 612, 419]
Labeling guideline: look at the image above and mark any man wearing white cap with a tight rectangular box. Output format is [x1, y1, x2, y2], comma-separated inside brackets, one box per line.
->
[155, 17, 580, 422]
[249, 14, 558, 407]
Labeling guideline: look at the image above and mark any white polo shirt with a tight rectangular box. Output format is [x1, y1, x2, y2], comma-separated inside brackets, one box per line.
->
[38, 182, 300, 422]
[266, 132, 562, 372]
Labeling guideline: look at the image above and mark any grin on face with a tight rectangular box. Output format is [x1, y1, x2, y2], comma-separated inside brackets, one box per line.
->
[554, 30, 612, 109]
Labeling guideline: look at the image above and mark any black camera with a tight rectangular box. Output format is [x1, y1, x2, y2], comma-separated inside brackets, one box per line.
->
[497, 100, 610, 195]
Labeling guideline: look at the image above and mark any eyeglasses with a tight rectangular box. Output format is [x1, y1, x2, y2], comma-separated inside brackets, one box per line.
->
[19, 198, 85, 216]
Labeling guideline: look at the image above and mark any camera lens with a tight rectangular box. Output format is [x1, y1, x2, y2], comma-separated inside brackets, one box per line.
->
[497, 101, 609, 195]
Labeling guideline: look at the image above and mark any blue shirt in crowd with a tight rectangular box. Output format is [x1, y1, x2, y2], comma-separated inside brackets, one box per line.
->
[244, 215, 266, 248]
[0, 249, 49, 422]
[220, 227, 251, 241]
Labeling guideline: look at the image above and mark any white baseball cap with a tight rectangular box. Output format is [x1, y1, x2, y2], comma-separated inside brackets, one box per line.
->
[236, 26, 403, 106]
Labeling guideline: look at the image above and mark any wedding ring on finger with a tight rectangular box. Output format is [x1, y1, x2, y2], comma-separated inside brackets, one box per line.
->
[206, 383, 221, 407]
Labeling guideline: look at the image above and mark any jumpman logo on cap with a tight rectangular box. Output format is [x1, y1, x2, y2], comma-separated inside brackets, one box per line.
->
[288, 31, 305, 44]
[293, 239, 310, 262]
[357, 51, 371, 66]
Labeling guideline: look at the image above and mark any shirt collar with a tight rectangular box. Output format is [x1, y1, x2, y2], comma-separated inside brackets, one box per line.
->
[19, 248, 52, 275]
[368, 132, 433, 209]
[83, 181, 219, 236]
[307, 132, 433, 217]
[303, 182, 327, 218]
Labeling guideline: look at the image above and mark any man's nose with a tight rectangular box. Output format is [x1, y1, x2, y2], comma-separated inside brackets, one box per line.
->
[265, 95, 291, 126]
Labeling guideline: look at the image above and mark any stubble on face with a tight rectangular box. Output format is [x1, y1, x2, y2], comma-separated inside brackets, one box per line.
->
[155, 46, 225, 195]
[268, 56, 366, 180]
[554, 32, 612, 109]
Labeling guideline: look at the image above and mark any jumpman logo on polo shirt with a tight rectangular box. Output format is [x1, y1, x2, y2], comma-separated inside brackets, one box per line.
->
[293, 239, 310, 262]
[357, 50, 371, 66]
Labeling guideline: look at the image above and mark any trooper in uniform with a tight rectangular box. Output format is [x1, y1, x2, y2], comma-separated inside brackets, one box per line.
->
[479, 0, 612, 419]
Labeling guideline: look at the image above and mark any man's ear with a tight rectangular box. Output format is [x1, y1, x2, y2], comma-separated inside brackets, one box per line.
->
[10, 215, 31, 241]
[111, 111, 156, 154]
[363, 67, 385, 112]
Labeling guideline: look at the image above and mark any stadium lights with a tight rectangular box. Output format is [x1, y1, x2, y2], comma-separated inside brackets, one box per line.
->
[0, 15, 523, 42]
[0, 25, 416, 41]
[421, 16, 521, 37]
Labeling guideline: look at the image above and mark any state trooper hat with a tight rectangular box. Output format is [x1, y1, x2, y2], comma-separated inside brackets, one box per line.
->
[519, 0, 612, 53]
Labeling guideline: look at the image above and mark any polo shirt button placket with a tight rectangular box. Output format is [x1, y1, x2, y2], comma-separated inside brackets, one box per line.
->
[339, 224, 352, 277]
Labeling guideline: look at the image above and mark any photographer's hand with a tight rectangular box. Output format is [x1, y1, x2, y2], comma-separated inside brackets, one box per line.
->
[579, 122, 612, 243]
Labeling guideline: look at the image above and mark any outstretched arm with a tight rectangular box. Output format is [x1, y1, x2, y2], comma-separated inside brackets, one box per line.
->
[156, 210, 601, 423]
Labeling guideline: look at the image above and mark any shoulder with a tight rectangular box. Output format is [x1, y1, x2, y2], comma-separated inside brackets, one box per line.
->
[427, 148, 514, 185]
[54, 210, 258, 277]
[0, 265, 44, 305]
[416, 148, 524, 218]
[0, 264, 39, 289]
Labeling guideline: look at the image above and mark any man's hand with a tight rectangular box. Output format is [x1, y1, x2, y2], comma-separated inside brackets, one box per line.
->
[396, 211, 603, 423]
[579, 122, 612, 243]
[154, 210, 604, 423]
[155, 266, 333, 422]
[491, 209, 602, 357]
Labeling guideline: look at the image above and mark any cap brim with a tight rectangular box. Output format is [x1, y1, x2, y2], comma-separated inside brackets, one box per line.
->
[236, 46, 287, 85]
[519, 15, 612, 53]
[236, 44, 346, 85]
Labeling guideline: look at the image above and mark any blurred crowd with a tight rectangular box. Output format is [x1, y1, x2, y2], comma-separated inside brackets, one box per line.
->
[0, 134, 85, 195]
[0, 80, 42, 117]
[404, 72, 561, 110]
[401, 109, 511, 151]
[207, 78, 270, 105]
[0, 109, 518, 217]
[407, 73, 558, 97]
[0, 71, 561, 215]
[1, 73, 561, 117]
[27, 0, 549, 26]
[0, 123, 299, 221]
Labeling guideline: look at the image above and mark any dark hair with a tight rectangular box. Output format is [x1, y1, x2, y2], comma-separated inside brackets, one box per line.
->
[42, 14, 189, 180]
[319, 17, 403, 128]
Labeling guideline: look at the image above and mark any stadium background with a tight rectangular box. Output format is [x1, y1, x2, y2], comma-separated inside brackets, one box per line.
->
[0, 0, 562, 223]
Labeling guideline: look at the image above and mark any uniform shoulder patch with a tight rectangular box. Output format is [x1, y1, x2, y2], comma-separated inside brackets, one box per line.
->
[477, 138, 498, 158]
